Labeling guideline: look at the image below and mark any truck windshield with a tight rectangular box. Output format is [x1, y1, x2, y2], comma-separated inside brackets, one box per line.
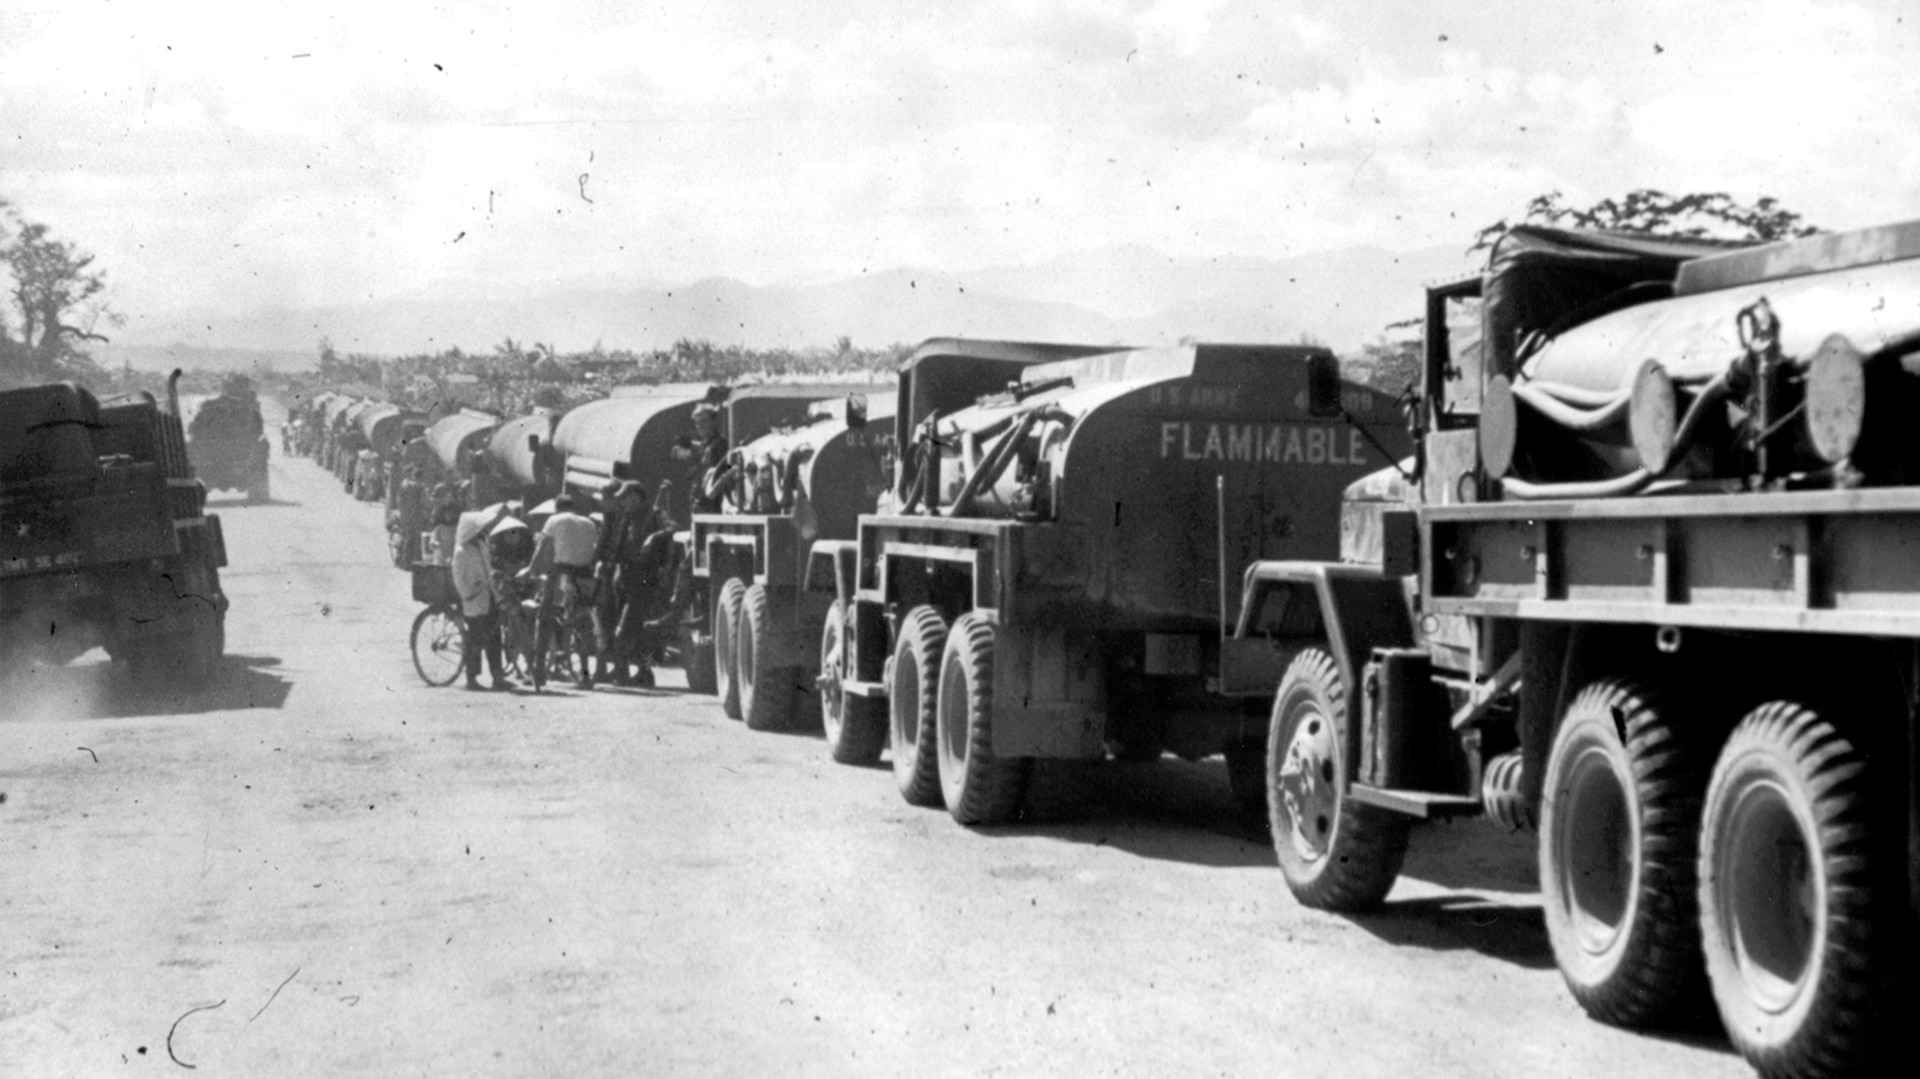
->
[1439, 292, 1484, 419]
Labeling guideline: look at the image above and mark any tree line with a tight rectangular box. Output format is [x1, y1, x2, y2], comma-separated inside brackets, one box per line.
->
[5, 188, 1823, 403]
[286, 335, 913, 419]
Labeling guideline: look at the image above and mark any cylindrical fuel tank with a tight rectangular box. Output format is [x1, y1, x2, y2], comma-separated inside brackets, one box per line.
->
[731, 391, 898, 538]
[921, 343, 1410, 630]
[891, 339, 1130, 506]
[426, 410, 501, 476]
[551, 390, 710, 520]
[355, 403, 422, 461]
[487, 409, 559, 506]
[1493, 223, 1920, 489]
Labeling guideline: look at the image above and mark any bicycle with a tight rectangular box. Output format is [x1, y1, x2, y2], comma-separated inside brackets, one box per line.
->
[408, 563, 466, 686]
[520, 569, 599, 691]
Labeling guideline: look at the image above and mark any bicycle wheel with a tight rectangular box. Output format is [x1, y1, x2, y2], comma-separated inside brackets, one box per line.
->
[498, 607, 527, 680]
[411, 605, 466, 686]
[546, 615, 577, 684]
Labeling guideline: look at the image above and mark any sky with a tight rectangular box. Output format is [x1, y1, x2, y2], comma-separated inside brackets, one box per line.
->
[5, 0, 1920, 323]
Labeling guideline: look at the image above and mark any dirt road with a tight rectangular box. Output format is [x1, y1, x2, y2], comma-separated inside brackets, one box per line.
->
[1, 423, 1755, 1078]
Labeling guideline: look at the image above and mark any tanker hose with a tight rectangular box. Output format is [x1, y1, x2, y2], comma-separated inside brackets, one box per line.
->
[943, 405, 1069, 518]
[899, 437, 934, 513]
[1500, 373, 1731, 500]
[1510, 378, 1633, 409]
[1481, 751, 1534, 831]
[944, 408, 1037, 517]
[1668, 372, 1732, 461]
[1508, 381, 1632, 431]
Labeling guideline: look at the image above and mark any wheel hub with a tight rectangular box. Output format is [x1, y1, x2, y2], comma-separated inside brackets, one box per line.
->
[1559, 744, 1633, 956]
[1720, 778, 1815, 1013]
[1277, 707, 1338, 862]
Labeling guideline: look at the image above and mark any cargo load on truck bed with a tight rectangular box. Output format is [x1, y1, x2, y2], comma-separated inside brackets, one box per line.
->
[2, 377, 229, 685]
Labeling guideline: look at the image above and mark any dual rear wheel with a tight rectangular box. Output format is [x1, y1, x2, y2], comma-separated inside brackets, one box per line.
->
[1696, 701, 1890, 1078]
[1540, 682, 1893, 1076]
[1262, 651, 1899, 1077]
[713, 577, 812, 731]
[886, 606, 1029, 824]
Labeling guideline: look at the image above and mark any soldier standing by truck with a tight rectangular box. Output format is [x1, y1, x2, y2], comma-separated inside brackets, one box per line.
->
[590, 480, 656, 686]
[673, 403, 733, 514]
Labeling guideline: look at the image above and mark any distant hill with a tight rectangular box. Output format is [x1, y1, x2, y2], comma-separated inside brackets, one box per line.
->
[106, 243, 1478, 366]
[91, 342, 314, 374]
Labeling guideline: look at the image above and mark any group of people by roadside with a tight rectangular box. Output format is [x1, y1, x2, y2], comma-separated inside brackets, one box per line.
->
[448, 479, 680, 693]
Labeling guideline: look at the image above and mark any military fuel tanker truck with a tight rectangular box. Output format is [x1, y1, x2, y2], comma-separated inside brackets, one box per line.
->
[816, 338, 1406, 825]
[1244, 221, 1920, 1079]
[541, 383, 726, 526]
[186, 374, 270, 503]
[692, 385, 896, 734]
[1, 374, 228, 685]
[479, 407, 560, 508]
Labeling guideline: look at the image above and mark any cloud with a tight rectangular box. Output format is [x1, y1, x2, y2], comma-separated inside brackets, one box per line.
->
[6, 0, 1920, 332]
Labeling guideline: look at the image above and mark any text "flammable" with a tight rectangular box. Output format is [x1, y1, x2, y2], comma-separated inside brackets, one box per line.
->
[1158, 422, 1370, 466]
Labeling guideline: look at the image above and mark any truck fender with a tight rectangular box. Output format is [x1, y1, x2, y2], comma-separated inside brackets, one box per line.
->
[807, 540, 860, 608]
[1229, 561, 1415, 700]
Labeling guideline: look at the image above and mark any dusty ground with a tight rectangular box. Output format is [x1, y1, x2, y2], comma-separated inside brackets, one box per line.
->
[0, 417, 1756, 1078]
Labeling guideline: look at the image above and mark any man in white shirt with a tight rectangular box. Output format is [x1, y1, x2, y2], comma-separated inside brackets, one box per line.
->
[523, 492, 602, 689]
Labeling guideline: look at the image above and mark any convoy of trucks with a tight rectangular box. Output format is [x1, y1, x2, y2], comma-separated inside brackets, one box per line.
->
[82, 210, 1916, 1079]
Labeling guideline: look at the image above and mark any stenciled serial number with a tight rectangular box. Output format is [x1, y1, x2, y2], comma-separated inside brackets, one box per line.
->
[0, 549, 83, 575]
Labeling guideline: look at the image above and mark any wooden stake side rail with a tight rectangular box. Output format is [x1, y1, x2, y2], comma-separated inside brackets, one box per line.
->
[1425, 487, 1920, 636]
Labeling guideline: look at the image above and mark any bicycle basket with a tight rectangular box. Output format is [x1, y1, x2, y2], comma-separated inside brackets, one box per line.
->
[411, 562, 458, 606]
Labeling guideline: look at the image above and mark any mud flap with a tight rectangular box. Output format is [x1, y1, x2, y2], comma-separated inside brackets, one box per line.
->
[989, 619, 1107, 759]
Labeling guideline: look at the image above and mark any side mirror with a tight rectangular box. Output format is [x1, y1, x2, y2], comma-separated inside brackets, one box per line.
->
[845, 393, 868, 429]
[1305, 351, 1343, 419]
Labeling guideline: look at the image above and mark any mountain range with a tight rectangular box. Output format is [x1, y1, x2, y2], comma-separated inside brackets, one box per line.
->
[97, 243, 1476, 372]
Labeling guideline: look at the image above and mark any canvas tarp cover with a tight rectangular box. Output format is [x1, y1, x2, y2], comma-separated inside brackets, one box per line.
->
[1483, 226, 1749, 377]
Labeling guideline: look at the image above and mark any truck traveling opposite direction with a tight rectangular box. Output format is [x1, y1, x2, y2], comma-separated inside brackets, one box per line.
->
[1243, 220, 1920, 1079]
[1, 372, 229, 686]
[185, 373, 271, 504]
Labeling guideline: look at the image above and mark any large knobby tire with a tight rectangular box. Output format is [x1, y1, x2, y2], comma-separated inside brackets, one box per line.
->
[739, 583, 798, 731]
[889, 605, 946, 807]
[411, 605, 466, 686]
[713, 578, 746, 719]
[1266, 647, 1410, 911]
[1540, 677, 1709, 1029]
[1698, 701, 1889, 1078]
[820, 599, 885, 765]
[935, 613, 1030, 825]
